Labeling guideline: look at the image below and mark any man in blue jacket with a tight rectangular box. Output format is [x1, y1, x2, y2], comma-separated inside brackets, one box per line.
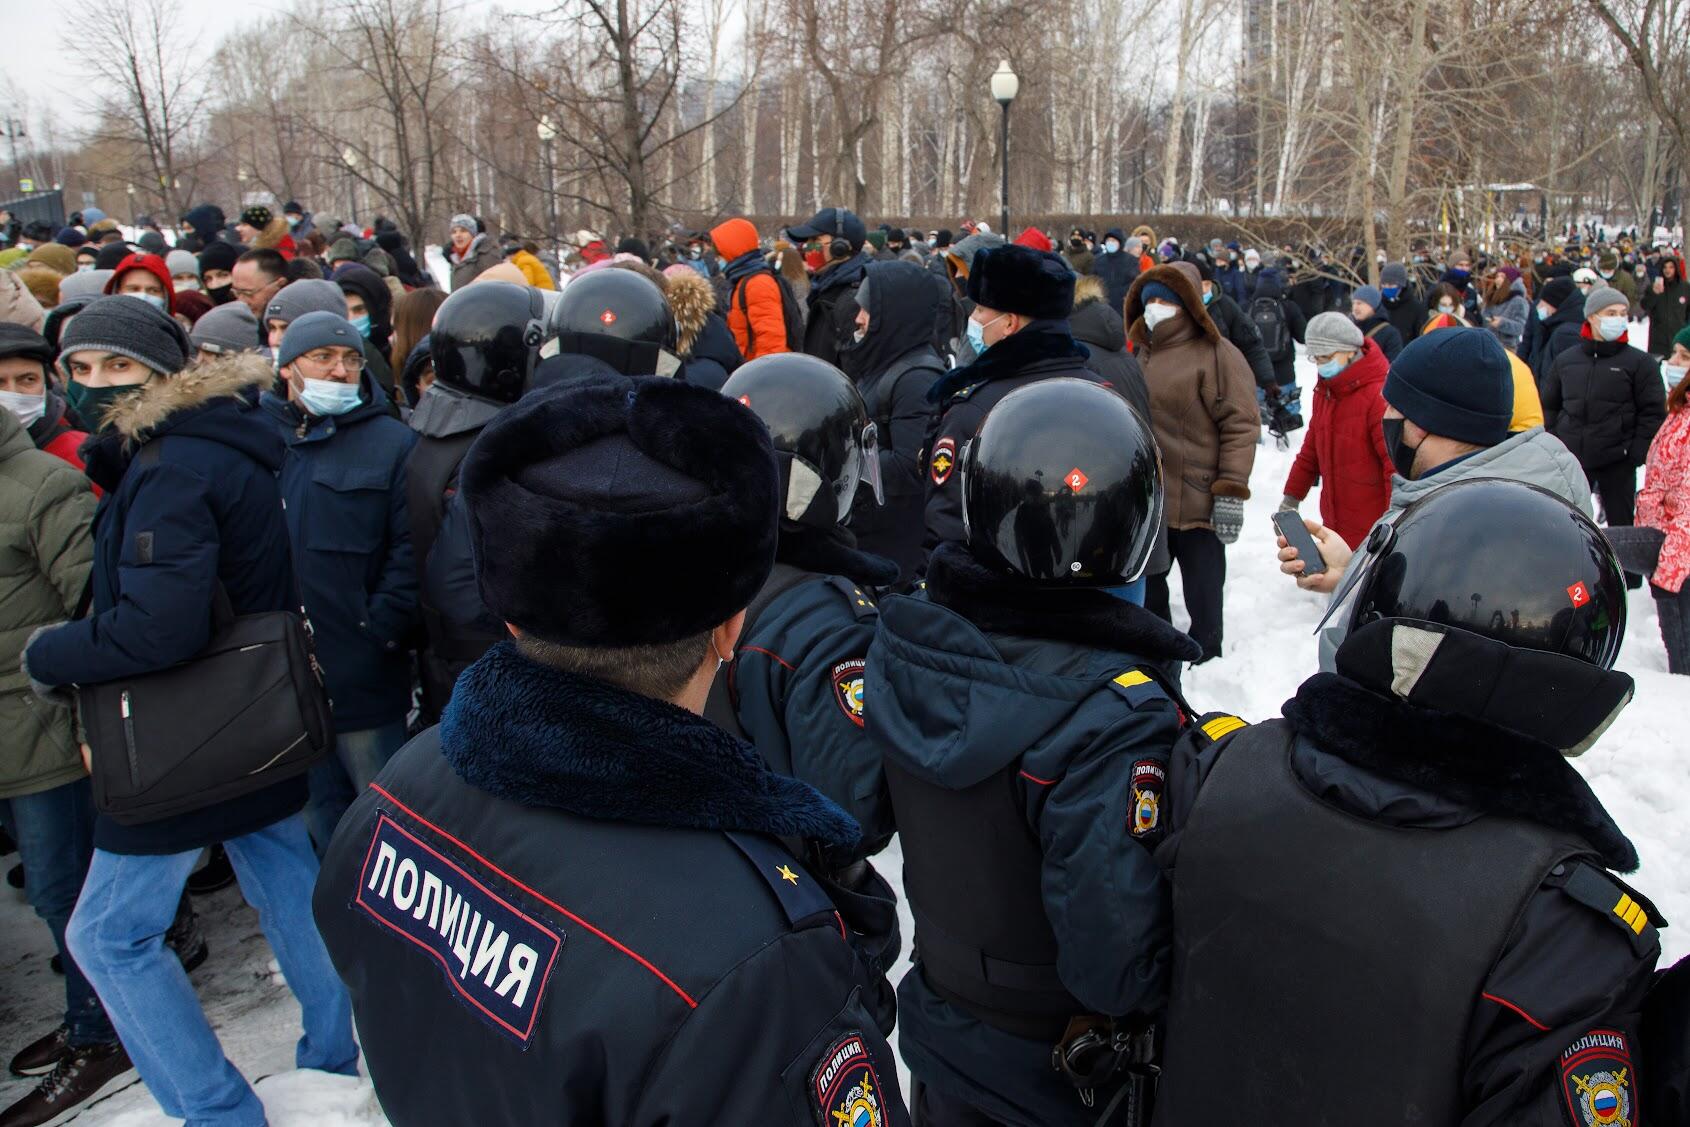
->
[23, 296, 357, 1127]
[263, 311, 418, 850]
[869, 377, 1200, 1125]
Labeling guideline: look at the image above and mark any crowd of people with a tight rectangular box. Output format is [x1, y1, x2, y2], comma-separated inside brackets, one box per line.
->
[0, 195, 1685, 1127]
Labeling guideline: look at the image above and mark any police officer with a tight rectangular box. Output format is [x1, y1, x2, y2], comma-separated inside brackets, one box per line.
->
[924, 244, 1101, 559]
[868, 377, 1202, 1125]
[407, 281, 545, 718]
[710, 354, 904, 1003]
[314, 374, 910, 1126]
[1156, 478, 1662, 1126]
[530, 268, 677, 389]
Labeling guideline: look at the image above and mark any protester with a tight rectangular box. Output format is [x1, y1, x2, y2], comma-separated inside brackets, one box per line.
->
[658, 263, 742, 389]
[1541, 284, 1667, 538]
[101, 253, 176, 317]
[1280, 313, 1394, 549]
[1125, 261, 1259, 664]
[1197, 259, 1276, 389]
[0, 324, 92, 476]
[1247, 268, 1307, 430]
[21, 296, 358, 1127]
[333, 263, 397, 399]
[235, 205, 297, 260]
[1479, 267, 1530, 355]
[261, 312, 417, 850]
[1637, 329, 1690, 673]
[1349, 284, 1405, 361]
[789, 207, 870, 366]
[388, 288, 445, 393]
[711, 217, 792, 359]
[231, 248, 290, 331]
[263, 279, 348, 350]
[1642, 256, 1689, 357]
[1091, 227, 1139, 313]
[1529, 276, 1587, 387]
[1070, 274, 1151, 423]
[446, 215, 498, 290]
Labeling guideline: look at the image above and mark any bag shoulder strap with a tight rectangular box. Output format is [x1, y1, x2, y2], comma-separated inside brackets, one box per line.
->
[1365, 322, 1385, 339]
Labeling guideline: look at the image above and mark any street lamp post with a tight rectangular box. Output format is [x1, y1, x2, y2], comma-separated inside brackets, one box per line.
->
[990, 60, 1019, 238]
[342, 147, 359, 225]
[536, 115, 560, 282]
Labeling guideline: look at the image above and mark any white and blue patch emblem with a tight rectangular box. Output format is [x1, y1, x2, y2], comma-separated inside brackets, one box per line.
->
[355, 813, 562, 1045]
[832, 659, 867, 729]
[1560, 1030, 1634, 1126]
[810, 1032, 885, 1127]
[1130, 759, 1164, 838]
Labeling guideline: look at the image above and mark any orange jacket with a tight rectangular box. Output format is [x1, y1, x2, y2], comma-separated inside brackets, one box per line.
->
[710, 218, 789, 359]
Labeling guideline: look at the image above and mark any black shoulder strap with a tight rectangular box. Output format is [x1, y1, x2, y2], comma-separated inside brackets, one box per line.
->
[735, 274, 755, 354]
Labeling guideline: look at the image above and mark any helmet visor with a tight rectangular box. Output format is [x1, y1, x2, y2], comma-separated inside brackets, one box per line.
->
[859, 421, 884, 507]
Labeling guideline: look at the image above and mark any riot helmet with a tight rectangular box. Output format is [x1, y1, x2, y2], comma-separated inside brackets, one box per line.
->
[549, 269, 673, 375]
[720, 353, 882, 528]
[429, 282, 545, 404]
[960, 377, 1162, 586]
[1335, 478, 1626, 669]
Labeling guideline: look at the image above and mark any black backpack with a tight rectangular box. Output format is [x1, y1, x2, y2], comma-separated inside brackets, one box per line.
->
[1250, 296, 1290, 358]
[736, 267, 806, 353]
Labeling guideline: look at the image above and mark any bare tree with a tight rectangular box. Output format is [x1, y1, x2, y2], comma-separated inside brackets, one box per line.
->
[1589, 0, 1690, 224]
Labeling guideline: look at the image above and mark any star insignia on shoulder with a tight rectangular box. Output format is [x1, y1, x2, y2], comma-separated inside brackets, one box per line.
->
[777, 864, 800, 885]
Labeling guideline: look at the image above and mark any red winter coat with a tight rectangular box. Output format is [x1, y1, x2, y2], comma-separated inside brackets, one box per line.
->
[1283, 337, 1393, 547]
[1638, 406, 1690, 593]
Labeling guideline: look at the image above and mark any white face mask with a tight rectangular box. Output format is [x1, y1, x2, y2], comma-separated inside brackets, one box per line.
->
[0, 388, 46, 426]
[1664, 360, 1688, 391]
[175, 278, 201, 293]
[1438, 301, 1455, 314]
[1143, 303, 1181, 331]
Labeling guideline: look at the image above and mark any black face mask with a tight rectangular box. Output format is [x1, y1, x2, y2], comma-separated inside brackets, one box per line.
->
[1381, 417, 1421, 479]
[207, 283, 234, 306]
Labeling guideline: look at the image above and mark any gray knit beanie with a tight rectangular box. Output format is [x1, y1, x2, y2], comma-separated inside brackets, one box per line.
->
[1583, 285, 1628, 319]
[1304, 311, 1365, 356]
[1352, 285, 1383, 312]
[1380, 262, 1409, 287]
[265, 279, 346, 327]
[277, 311, 362, 368]
[190, 302, 260, 355]
[57, 269, 113, 303]
[165, 249, 200, 278]
[59, 295, 190, 375]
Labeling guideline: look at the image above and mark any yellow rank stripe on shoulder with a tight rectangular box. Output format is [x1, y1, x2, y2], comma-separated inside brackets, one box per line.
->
[1202, 715, 1246, 741]
[1614, 893, 1650, 935]
[1113, 670, 1152, 688]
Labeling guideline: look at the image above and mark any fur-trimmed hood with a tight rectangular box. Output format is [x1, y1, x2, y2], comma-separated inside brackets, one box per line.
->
[663, 267, 718, 357]
[103, 351, 276, 443]
[252, 216, 294, 252]
[1125, 261, 1220, 348]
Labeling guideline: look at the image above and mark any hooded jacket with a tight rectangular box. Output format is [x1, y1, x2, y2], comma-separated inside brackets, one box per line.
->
[1284, 337, 1393, 547]
[1382, 285, 1427, 347]
[1090, 228, 1140, 314]
[448, 233, 501, 291]
[1070, 276, 1151, 424]
[663, 268, 742, 390]
[24, 353, 305, 854]
[1355, 309, 1406, 361]
[180, 205, 227, 248]
[1247, 271, 1307, 383]
[1541, 329, 1666, 470]
[261, 370, 419, 730]
[507, 249, 555, 291]
[252, 216, 298, 260]
[867, 544, 1197, 1124]
[1641, 267, 1689, 356]
[0, 408, 95, 800]
[102, 253, 177, 316]
[712, 218, 789, 360]
[803, 252, 870, 366]
[335, 263, 398, 399]
[1529, 296, 1588, 389]
[838, 262, 943, 583]
[1125, 263, 1259, 529]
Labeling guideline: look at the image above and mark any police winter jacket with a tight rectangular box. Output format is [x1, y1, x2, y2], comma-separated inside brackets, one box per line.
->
[1125, 264, 1259, 530]
[803, 253, 869, 367]
[1069, 284, 1152, 425]
[1283, 338, 1394, 548]
[24, 354, 305, 854]
[0, 409, 94, 800]
[315, 641, 910, 1127]
[261, 372, 419, 730]
[866, 544, 1200, 1126]
[921, 322, 1100, 557]
[1159, 623, 1659, 1127]
[1542, 329, 1666, 469]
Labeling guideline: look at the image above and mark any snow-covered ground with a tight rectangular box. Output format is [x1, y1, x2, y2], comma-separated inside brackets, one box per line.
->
[3, 345, 1685, 1124]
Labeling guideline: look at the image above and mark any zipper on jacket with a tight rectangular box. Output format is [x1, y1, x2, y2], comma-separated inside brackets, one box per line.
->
[120, 691, 141, 788]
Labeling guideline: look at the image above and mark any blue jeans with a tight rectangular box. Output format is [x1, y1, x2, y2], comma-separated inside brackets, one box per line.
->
[67, 815, 357, 1127]
[0, 776, 115, 1046]
[304, 720, 408, 852]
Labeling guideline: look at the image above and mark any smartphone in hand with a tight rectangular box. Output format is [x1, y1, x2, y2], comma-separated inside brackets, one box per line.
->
[1273, 510, 1328, 576]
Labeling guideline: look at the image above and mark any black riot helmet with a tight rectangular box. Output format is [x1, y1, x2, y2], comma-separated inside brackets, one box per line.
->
[549, 269, 673, 375]
[1335, 478, 1626, 669]
[961, 377, 1162, 586]
[719, 353, 882, 528]
[429, 282, 546, 404]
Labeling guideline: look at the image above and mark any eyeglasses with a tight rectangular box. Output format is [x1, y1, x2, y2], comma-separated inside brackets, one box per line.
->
[298, 350, 365, 373]
[232, 279, 281, 300]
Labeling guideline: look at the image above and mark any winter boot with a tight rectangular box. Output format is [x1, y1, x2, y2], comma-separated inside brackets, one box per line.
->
[8, 1027, 67, 1078]
[0, 1041, 135, 1127]
[165, 895, 209, 973]
[186, 844, 235, 895]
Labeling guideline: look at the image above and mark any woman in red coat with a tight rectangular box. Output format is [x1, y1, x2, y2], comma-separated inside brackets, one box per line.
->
[1280, 312, 1394, 548]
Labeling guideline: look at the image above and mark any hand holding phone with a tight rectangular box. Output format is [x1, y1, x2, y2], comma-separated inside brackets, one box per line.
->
[1273, 510, 1328, 576]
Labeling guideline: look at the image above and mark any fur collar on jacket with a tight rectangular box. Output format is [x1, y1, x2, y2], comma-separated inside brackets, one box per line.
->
[1283, 671, 1638, 871]
[439, 640, 862, 849]
[101, 353, 273, 444]
[1124, 262, 1221, 349]
[927, 319, 1089, 404]
[926, 542, 1202, 664]
[663, 268, 717, 357]
[778, 523, 899, 587]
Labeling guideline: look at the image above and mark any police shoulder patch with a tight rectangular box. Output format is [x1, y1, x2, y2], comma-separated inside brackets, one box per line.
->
[809, 1031, 887, 1127]
[1559, 1029, 1635, 1127]
[1130, 759, 1165, 839]
[929, 436, 957, 486]
[354, 812, 562, 1046]
[831, 659, 867, 728]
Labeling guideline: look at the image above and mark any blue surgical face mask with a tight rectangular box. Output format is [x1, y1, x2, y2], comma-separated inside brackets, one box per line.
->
[128, 292, 168, 313]
[1381, 286, 1400, 300]
[1597, 315, 1628, 342]
[297, 376, 363, 417]
[1202, 288, 1215, 305]
[1316, 358, 1346, 379]
[966, 312, 1006, 353]
[1103, 241, 1119, 254]
[349, 314, 372, 339]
